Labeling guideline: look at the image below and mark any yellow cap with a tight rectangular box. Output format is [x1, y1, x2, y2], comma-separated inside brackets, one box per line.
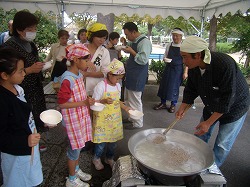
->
[86, 23, 108, 40]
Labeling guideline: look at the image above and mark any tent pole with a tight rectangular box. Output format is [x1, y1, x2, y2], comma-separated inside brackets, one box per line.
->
[200, 8, 205, 38]
[61, 0, 65, 28]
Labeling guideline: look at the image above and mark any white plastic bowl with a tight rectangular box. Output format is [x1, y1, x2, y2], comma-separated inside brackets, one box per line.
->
[129, 110, 144, 120]
[40, 109, 62, 126]
[114, 45, 126, 51]
[90, 102, 105, 111]
[42, 61, 52, 71]
[163, 57, 172, 63]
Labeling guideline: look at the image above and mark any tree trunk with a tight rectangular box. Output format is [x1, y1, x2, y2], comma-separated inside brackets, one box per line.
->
[244, 56, 249, 68]
[209, 15, 217, 52]
[148, 23, 153, 38]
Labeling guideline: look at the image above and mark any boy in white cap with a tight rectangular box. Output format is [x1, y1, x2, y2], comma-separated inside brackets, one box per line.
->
[176, 35, 250, 167]
[91, 58, 131, 170]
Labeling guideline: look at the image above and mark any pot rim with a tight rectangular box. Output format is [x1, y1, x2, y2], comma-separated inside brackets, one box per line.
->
[128, 128, 214, 177]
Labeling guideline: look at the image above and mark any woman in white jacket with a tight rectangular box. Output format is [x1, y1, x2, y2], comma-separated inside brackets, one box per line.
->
[84, 23, 111, 96]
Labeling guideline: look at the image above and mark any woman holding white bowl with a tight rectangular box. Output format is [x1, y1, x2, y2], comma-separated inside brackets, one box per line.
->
[153, 28, 188, 113]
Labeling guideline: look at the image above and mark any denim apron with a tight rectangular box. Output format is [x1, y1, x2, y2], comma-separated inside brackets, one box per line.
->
[157, 43, 183, 101]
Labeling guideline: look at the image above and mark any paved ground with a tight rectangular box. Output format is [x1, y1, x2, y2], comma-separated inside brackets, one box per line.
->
[1, 84, 249, 187]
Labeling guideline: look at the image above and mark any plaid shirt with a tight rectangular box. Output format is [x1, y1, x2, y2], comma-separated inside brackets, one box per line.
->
[183, 52, 250, 124]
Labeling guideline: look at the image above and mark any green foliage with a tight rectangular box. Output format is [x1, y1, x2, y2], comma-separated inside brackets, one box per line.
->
[149, 59, 165, 83]
[238, 64, 250, 78]
[217, 9, 250, 66]
[216, 43, 235, 53]
[69, 12, 96, 29]
[120, 56, 128, 63]
[33, 11, 58, 52]
[159, 16, 206, 36]
[0, 8, 58, 56]
[0, 8, 17, 32]
[233, 27, 250, 59]
[39, 52, 47, 62]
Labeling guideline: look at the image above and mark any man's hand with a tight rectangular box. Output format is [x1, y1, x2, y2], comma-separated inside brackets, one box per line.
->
[195, 121, 211, 136]
[122, 46, 136, 56]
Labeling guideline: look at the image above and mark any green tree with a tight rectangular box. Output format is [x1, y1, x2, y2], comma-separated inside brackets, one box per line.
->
[0, 8, 58, 55]
[141, 14, 163, 37]
[114, 13, 142, 34]
[34, 11, 58, 52]
[160, 16, 205, 36]
[217, 10, 250, 67]
[69, 12, 96, 29]
[0, 8, 17, 32]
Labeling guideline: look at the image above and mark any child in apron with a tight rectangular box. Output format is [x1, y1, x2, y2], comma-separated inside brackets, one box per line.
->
[57, 44, 95, 187]
[0, 47, 43, 187]
[91, 58, 131, 170]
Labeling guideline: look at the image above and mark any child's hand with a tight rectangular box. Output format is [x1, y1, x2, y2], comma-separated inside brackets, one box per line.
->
[106, 97, 113, 104]
[125, 106, 133, 113]
[28, 133, 41, 147]
[88, 97, 95, 106]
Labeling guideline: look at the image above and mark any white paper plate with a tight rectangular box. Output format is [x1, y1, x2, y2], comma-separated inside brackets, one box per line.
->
[129, 110, 144, 120]
[42, 61, 52, 71]
[90, 102, 105, 111]
[40, 109, 62, 126]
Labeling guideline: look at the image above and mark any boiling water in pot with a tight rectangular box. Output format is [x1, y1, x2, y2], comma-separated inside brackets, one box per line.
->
[134, 138, 206, 174]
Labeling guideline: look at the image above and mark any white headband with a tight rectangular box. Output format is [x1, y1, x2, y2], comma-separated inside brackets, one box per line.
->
[171, 29, 184, 36]
[180, 35, 211, 64]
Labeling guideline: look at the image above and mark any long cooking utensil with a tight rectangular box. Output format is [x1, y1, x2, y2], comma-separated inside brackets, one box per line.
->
[146, 104, 191, 144]
[30, 128, 36, 165]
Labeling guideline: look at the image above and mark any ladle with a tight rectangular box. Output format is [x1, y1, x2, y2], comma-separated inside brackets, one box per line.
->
[146, 104, 191, 144]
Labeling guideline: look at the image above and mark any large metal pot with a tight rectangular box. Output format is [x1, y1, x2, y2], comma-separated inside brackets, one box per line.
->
[128, 128, 214, 185]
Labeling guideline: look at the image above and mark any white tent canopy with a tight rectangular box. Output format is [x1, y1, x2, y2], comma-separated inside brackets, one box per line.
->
[1, 0, 249, 20]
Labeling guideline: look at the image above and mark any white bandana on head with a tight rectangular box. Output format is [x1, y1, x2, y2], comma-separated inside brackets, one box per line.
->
[180, 35, 211, 64]
[171, 28, 184, 36]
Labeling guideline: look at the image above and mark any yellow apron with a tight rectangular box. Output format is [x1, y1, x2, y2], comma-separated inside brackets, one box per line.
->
[92, 81, 123, 143]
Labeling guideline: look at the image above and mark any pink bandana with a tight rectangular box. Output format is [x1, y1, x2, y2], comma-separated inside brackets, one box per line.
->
[66, 44, 90, 61]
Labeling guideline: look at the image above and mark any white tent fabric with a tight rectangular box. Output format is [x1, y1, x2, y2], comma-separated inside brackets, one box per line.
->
[0, 0, 249, 19]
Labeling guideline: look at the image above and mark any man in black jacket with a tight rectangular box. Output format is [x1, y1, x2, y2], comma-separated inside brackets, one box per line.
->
[176, 36, 250, 167]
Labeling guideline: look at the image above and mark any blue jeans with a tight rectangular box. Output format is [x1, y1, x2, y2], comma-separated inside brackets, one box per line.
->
[161, 99, 177, 106]
[94, 142, 117, 159]
[67, 141, 81, 160]
[198, 113, 247, 167]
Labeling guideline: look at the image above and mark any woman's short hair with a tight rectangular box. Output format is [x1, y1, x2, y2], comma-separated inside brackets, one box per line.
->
[12, 11, 38, 37]
[88, 30, 108, 43]
[77, 29, 87, 40]
[109, 32, 120, 41]
[58, 29, 69, 39]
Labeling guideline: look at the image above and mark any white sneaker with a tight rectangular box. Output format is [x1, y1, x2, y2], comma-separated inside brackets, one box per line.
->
[75, 168, 92, 181]
[66, 177, 90, 187]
